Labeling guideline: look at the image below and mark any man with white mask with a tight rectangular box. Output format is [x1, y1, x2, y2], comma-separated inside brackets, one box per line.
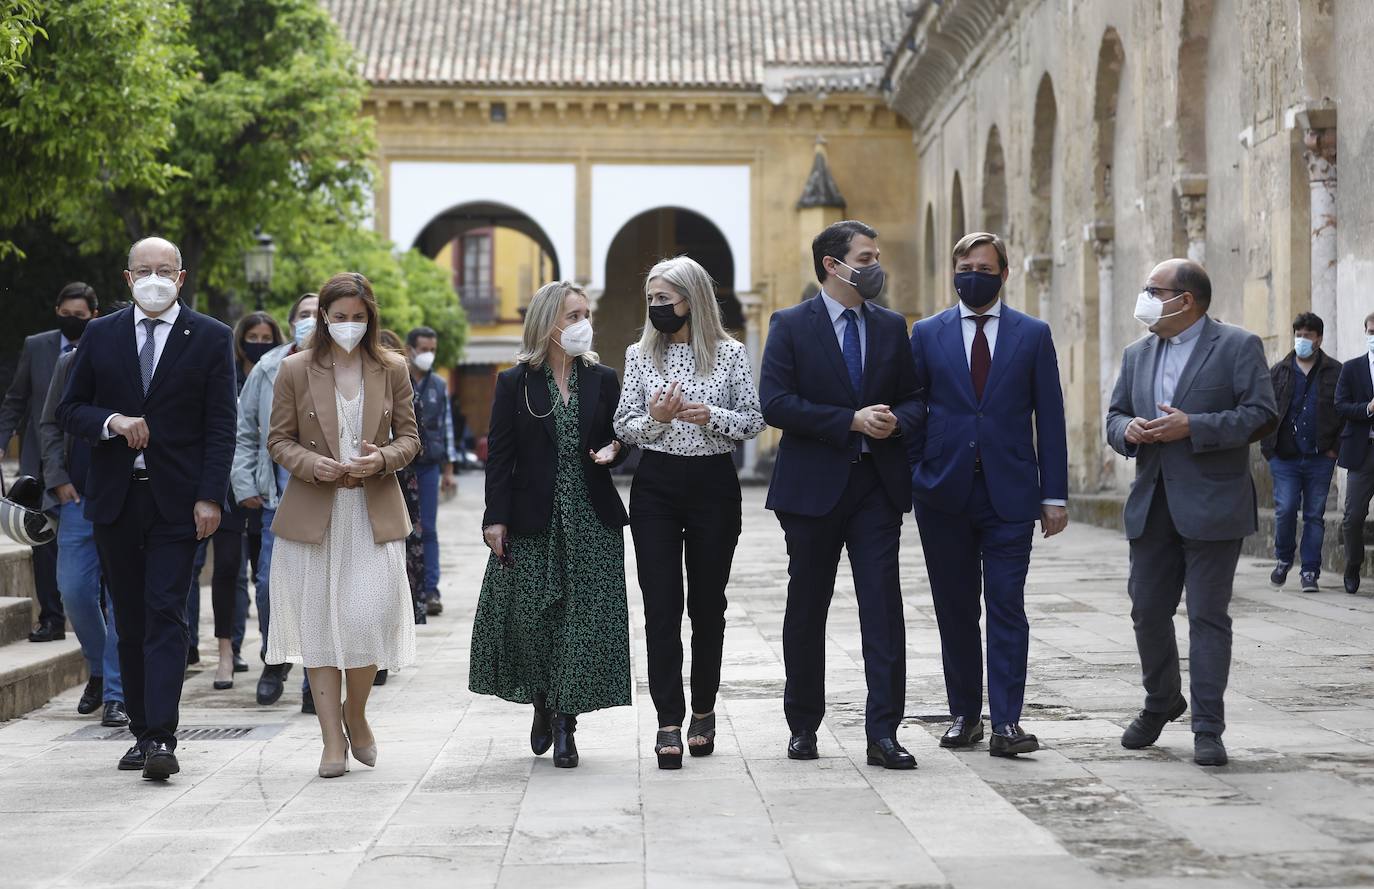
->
[58, 236, 237, 780]
[405, 326, 458, 616]
[231, 292, 319, 705]
[1106, 258, 1276, 767]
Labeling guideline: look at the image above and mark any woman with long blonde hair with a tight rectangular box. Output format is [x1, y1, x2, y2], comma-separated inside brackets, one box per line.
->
[470, 280, 632, 769]
[613, 255, 763, 769]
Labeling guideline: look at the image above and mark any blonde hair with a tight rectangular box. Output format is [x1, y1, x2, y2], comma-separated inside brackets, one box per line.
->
[637, 256, 733, 376]
[515, 280, 598, 367]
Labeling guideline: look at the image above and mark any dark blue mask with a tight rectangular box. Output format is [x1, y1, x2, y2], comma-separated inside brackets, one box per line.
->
[953, 271, 1004, 309]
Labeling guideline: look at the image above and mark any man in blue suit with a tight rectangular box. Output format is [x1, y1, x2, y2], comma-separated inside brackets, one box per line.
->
[59, 237, 237, 780]
[760, 220, 925, 769]
[909, 232, 1068, 757]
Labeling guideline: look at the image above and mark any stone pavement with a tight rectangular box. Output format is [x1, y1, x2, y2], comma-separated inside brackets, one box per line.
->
[2, 480, 1374, 889]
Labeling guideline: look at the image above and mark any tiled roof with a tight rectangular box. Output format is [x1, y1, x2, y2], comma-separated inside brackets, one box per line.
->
[322, 0, 909, 91]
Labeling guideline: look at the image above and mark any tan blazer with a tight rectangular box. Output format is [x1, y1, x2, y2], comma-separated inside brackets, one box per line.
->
[267, 350, 421, 545]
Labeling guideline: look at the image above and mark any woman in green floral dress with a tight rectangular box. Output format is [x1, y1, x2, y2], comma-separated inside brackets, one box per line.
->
[470, 281, 632, 768]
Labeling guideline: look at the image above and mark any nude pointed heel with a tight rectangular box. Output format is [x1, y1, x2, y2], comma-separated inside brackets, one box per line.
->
[343, 715, 377, 768]
[319, 748, 350, 778]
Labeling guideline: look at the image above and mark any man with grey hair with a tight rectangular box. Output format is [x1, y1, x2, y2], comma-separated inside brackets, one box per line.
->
[1106, 258, 1277, 767]
[58, 236, 237, 780]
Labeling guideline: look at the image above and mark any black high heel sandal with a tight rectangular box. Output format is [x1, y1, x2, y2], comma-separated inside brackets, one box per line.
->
[655, 728, 683, 770]
[687, 712, 716, 757]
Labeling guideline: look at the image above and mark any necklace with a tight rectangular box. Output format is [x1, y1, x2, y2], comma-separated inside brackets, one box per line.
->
[523, 363, 570, 419]
[336, 388, 362, 449]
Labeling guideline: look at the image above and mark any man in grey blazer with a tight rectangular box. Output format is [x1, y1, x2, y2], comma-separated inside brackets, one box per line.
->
[0, 283, 98, 641]
[1106, 259, 1277, 767]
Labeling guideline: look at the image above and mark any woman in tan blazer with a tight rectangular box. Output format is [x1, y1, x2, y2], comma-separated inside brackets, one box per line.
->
[266, 272, 421, 778]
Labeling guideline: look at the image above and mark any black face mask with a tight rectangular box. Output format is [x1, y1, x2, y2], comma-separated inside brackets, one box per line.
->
[835, 259, 886, 301]
[57, 315, 89, 341]
[648, 304, 690, 334]
[242, 341, 275, 364]
[953, 271, 1004, 309]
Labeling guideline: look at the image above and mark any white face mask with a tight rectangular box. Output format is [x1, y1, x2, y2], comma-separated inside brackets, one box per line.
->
[329, 321, 367, 354]
[1366, 334, 1374, 355]
[1133, 290, 1186, 327]
[557, 318, 594, 357]
[412, 351, 436, 372]
[292, 316, 316, 349]
[131, 274, 179, 314]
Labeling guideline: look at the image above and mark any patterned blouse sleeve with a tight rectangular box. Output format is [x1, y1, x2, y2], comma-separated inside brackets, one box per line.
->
[706, 341, 766, 442]
[613, 344, 671, 445]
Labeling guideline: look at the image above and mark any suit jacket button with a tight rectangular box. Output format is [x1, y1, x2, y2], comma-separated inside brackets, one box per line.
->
[384, 409, 391, 417]
[308, 411, 315, 419]
[309, 440, 316, 448]
[969, 441, 975, 447]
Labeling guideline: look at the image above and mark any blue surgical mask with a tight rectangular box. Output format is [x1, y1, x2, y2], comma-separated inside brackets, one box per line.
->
[1366, 334, 1374, 355]
[1294, 337, 1315, 359]
[293, 316, 316, 349]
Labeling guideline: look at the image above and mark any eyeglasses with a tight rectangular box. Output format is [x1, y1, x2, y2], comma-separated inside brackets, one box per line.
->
[128, 267, 182, 280]
[1141, 286, 1187, 300]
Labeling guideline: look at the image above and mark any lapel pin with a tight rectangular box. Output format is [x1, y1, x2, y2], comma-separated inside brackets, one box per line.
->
[183, 329, 190, 335]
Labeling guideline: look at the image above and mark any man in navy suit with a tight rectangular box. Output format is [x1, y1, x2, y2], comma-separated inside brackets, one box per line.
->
[909, 232, 1068, 757]
[58, 237, 237, 780]
[760, 220, 925, 769]
[1335, 310, 1374, 595]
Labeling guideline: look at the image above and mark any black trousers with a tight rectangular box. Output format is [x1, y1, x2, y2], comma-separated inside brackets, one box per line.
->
[93, 481, 198, 750]
[30, 538, 64, 626]
[1342, 447, 1374, 570]
[207, 527, 244, 640]
[776, 459, 906, 741]
[1128, 480, 1241, 735]
[630, 451, 742, 727]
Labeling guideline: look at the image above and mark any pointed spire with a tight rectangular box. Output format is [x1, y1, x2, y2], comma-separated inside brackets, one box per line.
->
[797, 135, 846, 210]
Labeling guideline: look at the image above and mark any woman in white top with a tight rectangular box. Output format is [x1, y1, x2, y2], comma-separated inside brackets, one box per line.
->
[613, 255, 764, 770]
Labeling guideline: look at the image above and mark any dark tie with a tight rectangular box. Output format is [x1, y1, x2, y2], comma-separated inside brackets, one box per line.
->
[841, 308, 863, 396]
[139, 318, 160, 394]
[62, 342, 75, 354]
[970, 315, 992, 401]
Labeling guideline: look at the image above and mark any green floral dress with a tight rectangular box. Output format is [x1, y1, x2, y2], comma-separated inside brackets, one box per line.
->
[468, 366, 631, 714]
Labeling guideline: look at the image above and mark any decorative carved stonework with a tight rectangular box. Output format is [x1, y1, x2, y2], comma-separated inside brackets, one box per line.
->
[1304, 126, 1337, 184]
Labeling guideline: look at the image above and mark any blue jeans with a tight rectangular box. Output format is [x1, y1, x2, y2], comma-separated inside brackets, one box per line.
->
[416, 461, 442, 596]
[258, 506, 276, 663]
[186, 537, 250, 652]
[1270, 454, 1337, 574]
[56, 501, 122, 702]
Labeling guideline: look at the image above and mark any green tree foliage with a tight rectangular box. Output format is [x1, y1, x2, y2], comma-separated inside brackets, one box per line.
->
[1, 1, 44, 83]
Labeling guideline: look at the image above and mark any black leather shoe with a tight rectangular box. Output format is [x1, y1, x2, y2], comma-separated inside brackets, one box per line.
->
[1121, 697, 1187, 749]
[118, 743, 145, 771]
[530, 691, 553, 755]
[77, 676, 103, 715]
[256, 663, 289, 706]
[787, 730, 819, 760]
[186, 646, 200, 666]
[1345, 566, 1360, 595]
[866, 737, 917, 770]
[373, 669, 388, 686]
[552, 714, 579, 768]
[232, 653, 249, 673]
[101, 701, 130, 727]
[989, 723, 1040, 757]
[1194, 731, 1228, 766]
[28, 620, 65, 642]
[142, 741, 179, 780]
[940, 716, 984, 748]
[425, 594, 443, 616]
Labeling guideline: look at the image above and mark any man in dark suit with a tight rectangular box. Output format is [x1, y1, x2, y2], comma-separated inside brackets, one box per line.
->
[1335, 310, 1374, 595]
[760, 220, 925, 770]
[909, 232, 1068, 757]
[58, 237, 237, 780]
[0, 284, 98, 641]
[1106, 258, 1277, 767]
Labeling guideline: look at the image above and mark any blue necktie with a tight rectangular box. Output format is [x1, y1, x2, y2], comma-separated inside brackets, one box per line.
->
[841, 309, 863, 396]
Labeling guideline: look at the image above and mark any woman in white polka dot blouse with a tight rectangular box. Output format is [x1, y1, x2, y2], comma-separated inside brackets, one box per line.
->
[613, 255, 764, 770]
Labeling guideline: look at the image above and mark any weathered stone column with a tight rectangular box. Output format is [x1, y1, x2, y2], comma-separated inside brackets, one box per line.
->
[1299, 110, 1337, 328]
[736, 290, 765, 479]
[1086, 221, 1116, 489]
[1175, 174, 1208, 266]
[1023, 253, 1052, 321]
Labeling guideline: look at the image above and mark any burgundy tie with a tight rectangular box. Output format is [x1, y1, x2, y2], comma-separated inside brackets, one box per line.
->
[970, 315, 992, 400]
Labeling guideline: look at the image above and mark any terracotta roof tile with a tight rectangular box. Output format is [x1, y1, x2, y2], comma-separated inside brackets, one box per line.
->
[321, 0, 906, 91]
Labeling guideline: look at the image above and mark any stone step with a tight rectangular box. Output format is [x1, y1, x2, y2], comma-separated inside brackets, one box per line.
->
[0, 549, 35, 606]
[0, 598, 32, 647]
[0, 635, 86, 722]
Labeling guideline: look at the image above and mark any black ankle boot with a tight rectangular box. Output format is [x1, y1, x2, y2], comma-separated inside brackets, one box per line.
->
[531, 692, 553, 755]
[552, 713, 579, 768]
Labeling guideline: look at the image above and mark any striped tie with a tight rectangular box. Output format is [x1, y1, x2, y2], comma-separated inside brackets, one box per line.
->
[139, 318, 160, 394]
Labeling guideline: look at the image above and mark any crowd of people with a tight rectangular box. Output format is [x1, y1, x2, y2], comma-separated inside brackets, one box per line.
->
[0, 217, 1311, 780]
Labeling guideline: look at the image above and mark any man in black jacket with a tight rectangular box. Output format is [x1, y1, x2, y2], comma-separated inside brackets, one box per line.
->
[1261, 313, 1341, 592]
[1336, 311, 1374, 594]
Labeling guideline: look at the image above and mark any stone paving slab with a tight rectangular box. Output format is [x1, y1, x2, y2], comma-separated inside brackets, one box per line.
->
[1, 481, 1373, 888]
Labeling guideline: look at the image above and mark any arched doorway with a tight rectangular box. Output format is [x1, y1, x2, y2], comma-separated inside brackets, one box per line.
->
[411, 201, 561, 461]
[1029, 73, 1058, 322]
[982, 126, 1008, 239]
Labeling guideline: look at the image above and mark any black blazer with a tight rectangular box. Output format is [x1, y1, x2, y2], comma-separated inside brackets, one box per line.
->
[759, 295, 924, 517]
[1261, 349, 1342, 460]
[1335, 355, 1374, 470]
[482, 360, 631, 534]
[0, 329, 62, 480]
[56, 304, 237, 527]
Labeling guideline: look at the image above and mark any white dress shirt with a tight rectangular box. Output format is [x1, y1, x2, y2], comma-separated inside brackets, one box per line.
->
[954, 299, 1064, 508]
[103, 301, 182, 469]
